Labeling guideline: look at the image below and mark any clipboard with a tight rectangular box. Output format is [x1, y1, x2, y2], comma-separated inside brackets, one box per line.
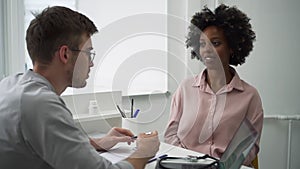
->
[156, 118, 258, 169]
[156, 154, 218, 169]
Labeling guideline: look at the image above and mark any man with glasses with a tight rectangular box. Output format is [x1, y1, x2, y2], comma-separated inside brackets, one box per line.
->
[70, 48, 96, 62]
[0, 6, 159, 169]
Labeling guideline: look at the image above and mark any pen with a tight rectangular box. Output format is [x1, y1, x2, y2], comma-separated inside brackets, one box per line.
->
[131, 131, 152, 139]
[116, 105, 126, 118]
[147, 154, 168, 163]
[131, 99, 134, 118]
[133, 109, 140, 118]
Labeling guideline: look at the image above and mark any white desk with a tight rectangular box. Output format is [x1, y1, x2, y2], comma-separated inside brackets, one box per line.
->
[100, 142, 252, 169]
[146, 142, 252, 169]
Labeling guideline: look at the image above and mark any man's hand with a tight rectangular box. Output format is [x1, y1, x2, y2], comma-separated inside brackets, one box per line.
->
[129, 130, 160, 158]
[126, 131, 160, 169]
[90, 127, 135, 151]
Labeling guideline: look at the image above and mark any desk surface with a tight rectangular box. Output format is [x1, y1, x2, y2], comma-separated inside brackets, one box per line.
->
[145, 142, 252, 169]
[100, 142, 252, 169]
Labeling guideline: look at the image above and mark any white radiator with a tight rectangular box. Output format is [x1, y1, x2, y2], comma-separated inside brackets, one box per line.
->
[264, 115, 300, 169]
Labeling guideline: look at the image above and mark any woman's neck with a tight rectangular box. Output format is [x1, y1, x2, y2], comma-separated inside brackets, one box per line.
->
[206, 67, 233, 93]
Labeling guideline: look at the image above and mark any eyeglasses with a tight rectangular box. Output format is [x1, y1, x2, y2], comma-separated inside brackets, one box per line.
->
[70, 49, 96, 63]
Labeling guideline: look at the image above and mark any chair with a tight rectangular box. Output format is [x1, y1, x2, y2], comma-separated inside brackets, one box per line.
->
[252, 156, 259, 169]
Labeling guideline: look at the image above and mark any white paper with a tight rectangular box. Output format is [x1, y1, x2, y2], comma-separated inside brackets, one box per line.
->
[99, 143, 136, 164]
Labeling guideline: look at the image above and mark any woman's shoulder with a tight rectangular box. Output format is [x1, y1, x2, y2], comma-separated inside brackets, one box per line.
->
[182, 75, 198, 84]
[177, 75, 201, 89]
[232, 69, 260, 96]
[239, 79, 261, 97]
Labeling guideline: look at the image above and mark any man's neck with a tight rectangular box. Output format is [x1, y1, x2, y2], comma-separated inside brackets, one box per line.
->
[33, 64, 67, 95]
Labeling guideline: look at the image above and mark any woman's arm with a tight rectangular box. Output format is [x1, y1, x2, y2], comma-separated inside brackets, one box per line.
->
[244, 90, 264, 166]
[164, 88, 184, 147]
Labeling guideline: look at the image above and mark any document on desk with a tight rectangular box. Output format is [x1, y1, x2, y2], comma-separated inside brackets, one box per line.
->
[99, 143, 135, 164]
[99, 143, 166, 164]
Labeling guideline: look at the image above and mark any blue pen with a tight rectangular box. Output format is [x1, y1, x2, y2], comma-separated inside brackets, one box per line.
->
[147, 154, 168, 163]
[133, 109, 140, 118]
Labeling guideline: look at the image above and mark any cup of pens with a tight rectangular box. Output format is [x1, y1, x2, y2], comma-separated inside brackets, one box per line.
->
[122, 117, 144, 134]
[116, 99, 145, 134]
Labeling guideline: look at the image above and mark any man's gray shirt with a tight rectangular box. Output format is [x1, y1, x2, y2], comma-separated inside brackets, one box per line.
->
[0, 70, 133, 169]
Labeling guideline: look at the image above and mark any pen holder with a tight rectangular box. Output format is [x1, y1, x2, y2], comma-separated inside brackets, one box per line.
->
[122, 118, 146, 135]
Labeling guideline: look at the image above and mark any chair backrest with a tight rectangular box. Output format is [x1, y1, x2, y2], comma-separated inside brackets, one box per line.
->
[252, 156, 259, 169]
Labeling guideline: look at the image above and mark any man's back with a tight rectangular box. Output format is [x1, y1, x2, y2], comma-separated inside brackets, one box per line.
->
[0, 71, 135, 169]
[0, 72, 54, 169]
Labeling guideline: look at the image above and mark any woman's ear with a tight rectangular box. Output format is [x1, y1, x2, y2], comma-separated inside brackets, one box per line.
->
[58, 45, 69, 64]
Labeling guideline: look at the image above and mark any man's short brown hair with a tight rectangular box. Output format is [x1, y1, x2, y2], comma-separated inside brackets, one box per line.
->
[26, 6, 98, 65]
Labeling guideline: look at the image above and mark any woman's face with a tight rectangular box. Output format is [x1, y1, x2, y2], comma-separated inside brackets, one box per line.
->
[199, 26, 232, 70]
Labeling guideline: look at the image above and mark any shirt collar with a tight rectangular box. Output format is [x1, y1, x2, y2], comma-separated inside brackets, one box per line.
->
[192, 67, 244, 92]
[24, 69, 56, 93]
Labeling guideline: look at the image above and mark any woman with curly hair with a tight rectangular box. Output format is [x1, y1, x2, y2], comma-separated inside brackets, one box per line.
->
[164, 4, 263, 167]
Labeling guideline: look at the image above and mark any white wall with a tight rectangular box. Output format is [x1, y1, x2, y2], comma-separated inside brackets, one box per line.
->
[1, 0, 25, 76]
[260, 119, 300, 169]
[219, 0, 300, 116]
[121, 0, 191, 139]
[76, 0, 168, 96]
[218, 1, 300, 168]
[0, 0, 4, 79]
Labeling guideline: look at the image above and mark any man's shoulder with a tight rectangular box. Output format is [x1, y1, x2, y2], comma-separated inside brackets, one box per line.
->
[19, 74, 66, 118]
[0, 73, 24, 90]
[20, 84, 61, 118]
[1, 71, 57, 100]
[19, 80, 57, 107]
[0, 72, 58, 106]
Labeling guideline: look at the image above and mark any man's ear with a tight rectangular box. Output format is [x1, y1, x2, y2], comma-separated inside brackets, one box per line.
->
[58, 45, 70, 64]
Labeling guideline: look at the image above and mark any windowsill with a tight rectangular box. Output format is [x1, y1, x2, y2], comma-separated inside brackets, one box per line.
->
[73, 110, 122, 122]
[63, 90, 169, 97]
[61, 86, 169, 97]
[122, 90, 169, 97]
[61, 88, 115, 96]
